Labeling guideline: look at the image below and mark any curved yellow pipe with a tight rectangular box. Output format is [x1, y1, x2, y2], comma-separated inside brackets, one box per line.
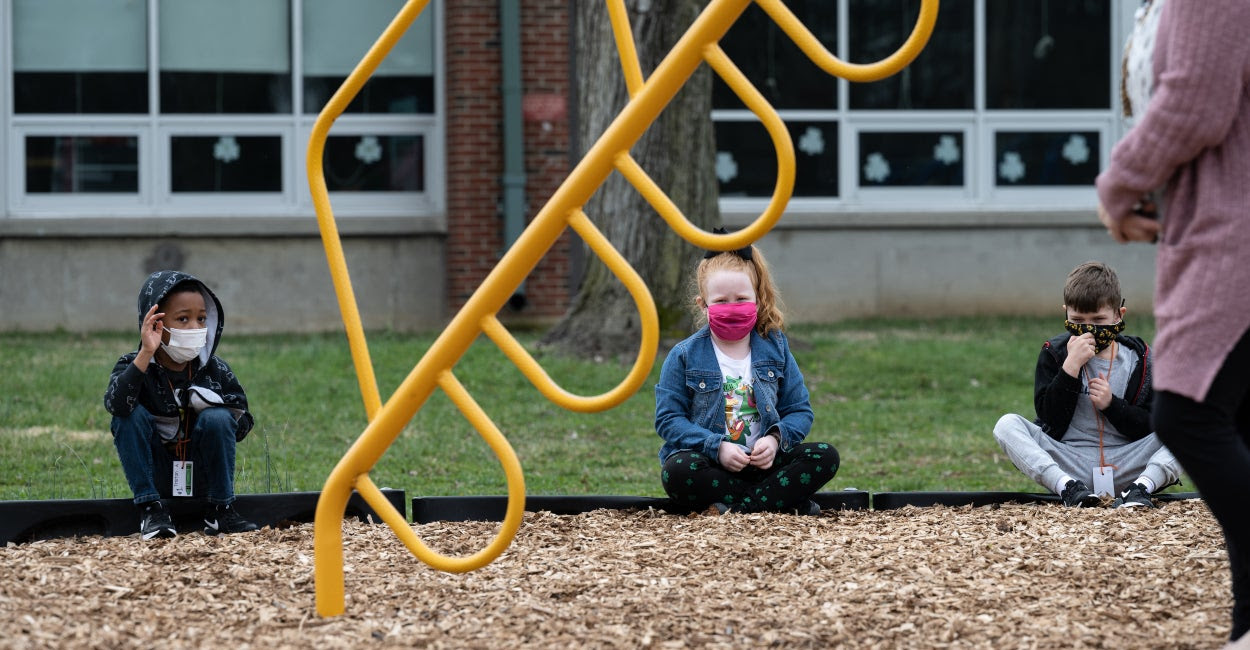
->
[756, 0, 939, 83]
[481, 211, 658, 413]
[308, 2, 434, 421]
[310, 0, 438, 617]
[313, 0, 938, 618]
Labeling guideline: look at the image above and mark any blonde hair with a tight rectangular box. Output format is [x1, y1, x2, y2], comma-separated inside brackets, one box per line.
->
[691, 245, 785, 336]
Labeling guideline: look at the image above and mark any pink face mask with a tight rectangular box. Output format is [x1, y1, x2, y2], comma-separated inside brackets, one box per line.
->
[707, 302, 758, 341]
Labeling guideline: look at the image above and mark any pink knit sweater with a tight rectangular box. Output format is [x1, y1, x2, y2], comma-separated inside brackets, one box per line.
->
[1096, 0, 1250, 402]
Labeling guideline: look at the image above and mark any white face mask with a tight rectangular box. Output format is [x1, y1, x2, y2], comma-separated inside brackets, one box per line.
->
[162, 326, 207, 363]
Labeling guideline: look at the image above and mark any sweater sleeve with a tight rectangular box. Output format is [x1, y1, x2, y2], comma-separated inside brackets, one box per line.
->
[1096, 0, 1250, 220]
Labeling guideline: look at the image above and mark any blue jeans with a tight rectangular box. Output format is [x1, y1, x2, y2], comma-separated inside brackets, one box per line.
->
[111, 404, 238, 506]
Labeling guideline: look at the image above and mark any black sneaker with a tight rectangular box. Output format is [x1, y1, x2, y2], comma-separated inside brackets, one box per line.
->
[1060, 480, 1101, 508]
[1113, 483, 1155, 509]
[139, 501, 177, 540]
[796, 500, 822, 516]
[203, 503, 259, 535]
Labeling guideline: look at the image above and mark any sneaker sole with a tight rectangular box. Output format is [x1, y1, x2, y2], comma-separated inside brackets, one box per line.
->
[142, 528, 176, 540]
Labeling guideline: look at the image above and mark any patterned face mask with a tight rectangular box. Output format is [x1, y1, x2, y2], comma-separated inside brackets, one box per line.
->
[1064, 319, 1125, 353]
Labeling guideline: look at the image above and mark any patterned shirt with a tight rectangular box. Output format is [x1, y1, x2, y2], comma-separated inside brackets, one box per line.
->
[714, 345, 762, 450]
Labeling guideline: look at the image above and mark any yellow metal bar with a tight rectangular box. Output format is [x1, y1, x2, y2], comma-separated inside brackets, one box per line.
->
[316, 1, 759, 615]
[756, 0, 939, 83]
[307, 0, 432, 421]
[480, 209, 657, 413]
[310, 0, 431, 616]
[312, 0, 937, 618]
[606, 0, 645, 97]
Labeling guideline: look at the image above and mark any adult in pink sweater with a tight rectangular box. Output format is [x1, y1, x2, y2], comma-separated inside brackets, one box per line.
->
[1096, 1, 1250, 643]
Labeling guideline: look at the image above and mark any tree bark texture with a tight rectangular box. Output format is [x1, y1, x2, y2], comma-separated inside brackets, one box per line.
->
[541, 0, 720, 359]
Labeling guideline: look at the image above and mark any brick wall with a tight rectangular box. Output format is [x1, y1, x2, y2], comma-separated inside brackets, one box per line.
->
[445, 1, 572, 320]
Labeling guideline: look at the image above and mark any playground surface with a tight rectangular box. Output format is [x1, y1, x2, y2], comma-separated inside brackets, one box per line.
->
[0, 499, 1229, 649]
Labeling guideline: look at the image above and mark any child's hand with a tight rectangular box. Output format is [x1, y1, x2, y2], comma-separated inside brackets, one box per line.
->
[139, 304, 165, 355]
[717, 442, 751, 472]
[1062, 333, 1097, 376]
[748, 435, 778, 470]
[1088, 374, 1113, 410]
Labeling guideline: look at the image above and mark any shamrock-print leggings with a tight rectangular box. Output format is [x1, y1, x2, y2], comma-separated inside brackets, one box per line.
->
[660, 442, 839, 512]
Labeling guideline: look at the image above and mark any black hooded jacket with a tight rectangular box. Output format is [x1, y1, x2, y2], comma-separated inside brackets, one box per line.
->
[1033, 332, 1152, 442]
[104, 271, 253, 441]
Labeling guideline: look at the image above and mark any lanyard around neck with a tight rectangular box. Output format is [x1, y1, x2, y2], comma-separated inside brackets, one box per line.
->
[164, 366, 194, 461]
[1082, 341, 1117, 471]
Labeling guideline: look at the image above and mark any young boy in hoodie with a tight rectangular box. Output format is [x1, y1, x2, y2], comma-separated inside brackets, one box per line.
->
[104, 271, 258, 539]
[993, 261, 1183, 508]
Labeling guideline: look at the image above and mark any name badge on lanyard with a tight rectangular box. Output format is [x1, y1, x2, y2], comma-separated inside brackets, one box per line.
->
[1092, 465, 1115, 499]
[172, 461, 194, 497]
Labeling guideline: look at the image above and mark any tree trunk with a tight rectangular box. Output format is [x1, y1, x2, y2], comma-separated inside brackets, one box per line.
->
[541, 0, 719, 359]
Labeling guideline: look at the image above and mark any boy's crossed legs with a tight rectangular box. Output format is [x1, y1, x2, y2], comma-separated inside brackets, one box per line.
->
[993, 413, 1182, 507]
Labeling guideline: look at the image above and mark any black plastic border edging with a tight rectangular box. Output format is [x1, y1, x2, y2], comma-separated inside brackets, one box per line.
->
[871, 490, 1202, 510]
[0, 490, 407, 545]
[411, 490, 1203, 522]
[411, 491, 872, 523]
[1, 490, 1205, 541]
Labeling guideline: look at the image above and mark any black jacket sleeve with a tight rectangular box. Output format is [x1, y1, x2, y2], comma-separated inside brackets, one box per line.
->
[1099, 395, 1153, 441]
[1032, 345, 1083, 441]
[1099, 346, 1154, 441]
[207, 356, 254, 441]
[104, 353, 144, 417]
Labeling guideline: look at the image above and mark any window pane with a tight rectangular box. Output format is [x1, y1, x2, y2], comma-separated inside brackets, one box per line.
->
[303, 0, 436, 114]
[171, 136, 282, 192]
[324, 135, 424, 192]
[13, 0, 148, 113]
[303, 76, 435, 115]
[859, 132, 963, 187]
[712, 2, 837, 110]
[715, 121, 837, 197]
[160, 72, 292, 113]
[14, 73, 149, 114]
[849, 0, 973, 110]
[26, 136, 139, 193]
[159, 0, 292, 113]
[994, 131, 1099, 186]
[986, 1, 1110, 110]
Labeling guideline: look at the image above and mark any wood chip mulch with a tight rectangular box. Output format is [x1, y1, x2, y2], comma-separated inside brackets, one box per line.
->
[0, 499, 1232, 649]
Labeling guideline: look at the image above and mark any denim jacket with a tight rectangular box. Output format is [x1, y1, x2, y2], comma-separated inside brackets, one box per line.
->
[654, 326, 814, 463]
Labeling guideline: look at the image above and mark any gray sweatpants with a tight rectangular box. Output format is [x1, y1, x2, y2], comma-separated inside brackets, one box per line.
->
[993, 413, 1182, 495]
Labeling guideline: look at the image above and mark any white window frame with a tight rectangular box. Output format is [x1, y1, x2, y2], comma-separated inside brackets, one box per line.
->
[718, 0, 1139, 222]
[9, 119, 151, 216]
[2, 0, 445, 223]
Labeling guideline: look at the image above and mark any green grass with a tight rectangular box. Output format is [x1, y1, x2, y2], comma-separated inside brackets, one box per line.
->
[0, 316, 1162, 501]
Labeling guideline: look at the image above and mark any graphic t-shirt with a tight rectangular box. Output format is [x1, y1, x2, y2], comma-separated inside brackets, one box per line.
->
[713, 345, 762, 450]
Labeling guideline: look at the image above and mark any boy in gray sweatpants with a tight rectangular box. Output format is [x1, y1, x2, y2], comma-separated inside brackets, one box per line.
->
[993, 261, 1182, 508]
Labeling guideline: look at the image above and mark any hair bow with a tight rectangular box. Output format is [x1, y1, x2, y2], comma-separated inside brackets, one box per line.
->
[702, 227, 753, 261]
